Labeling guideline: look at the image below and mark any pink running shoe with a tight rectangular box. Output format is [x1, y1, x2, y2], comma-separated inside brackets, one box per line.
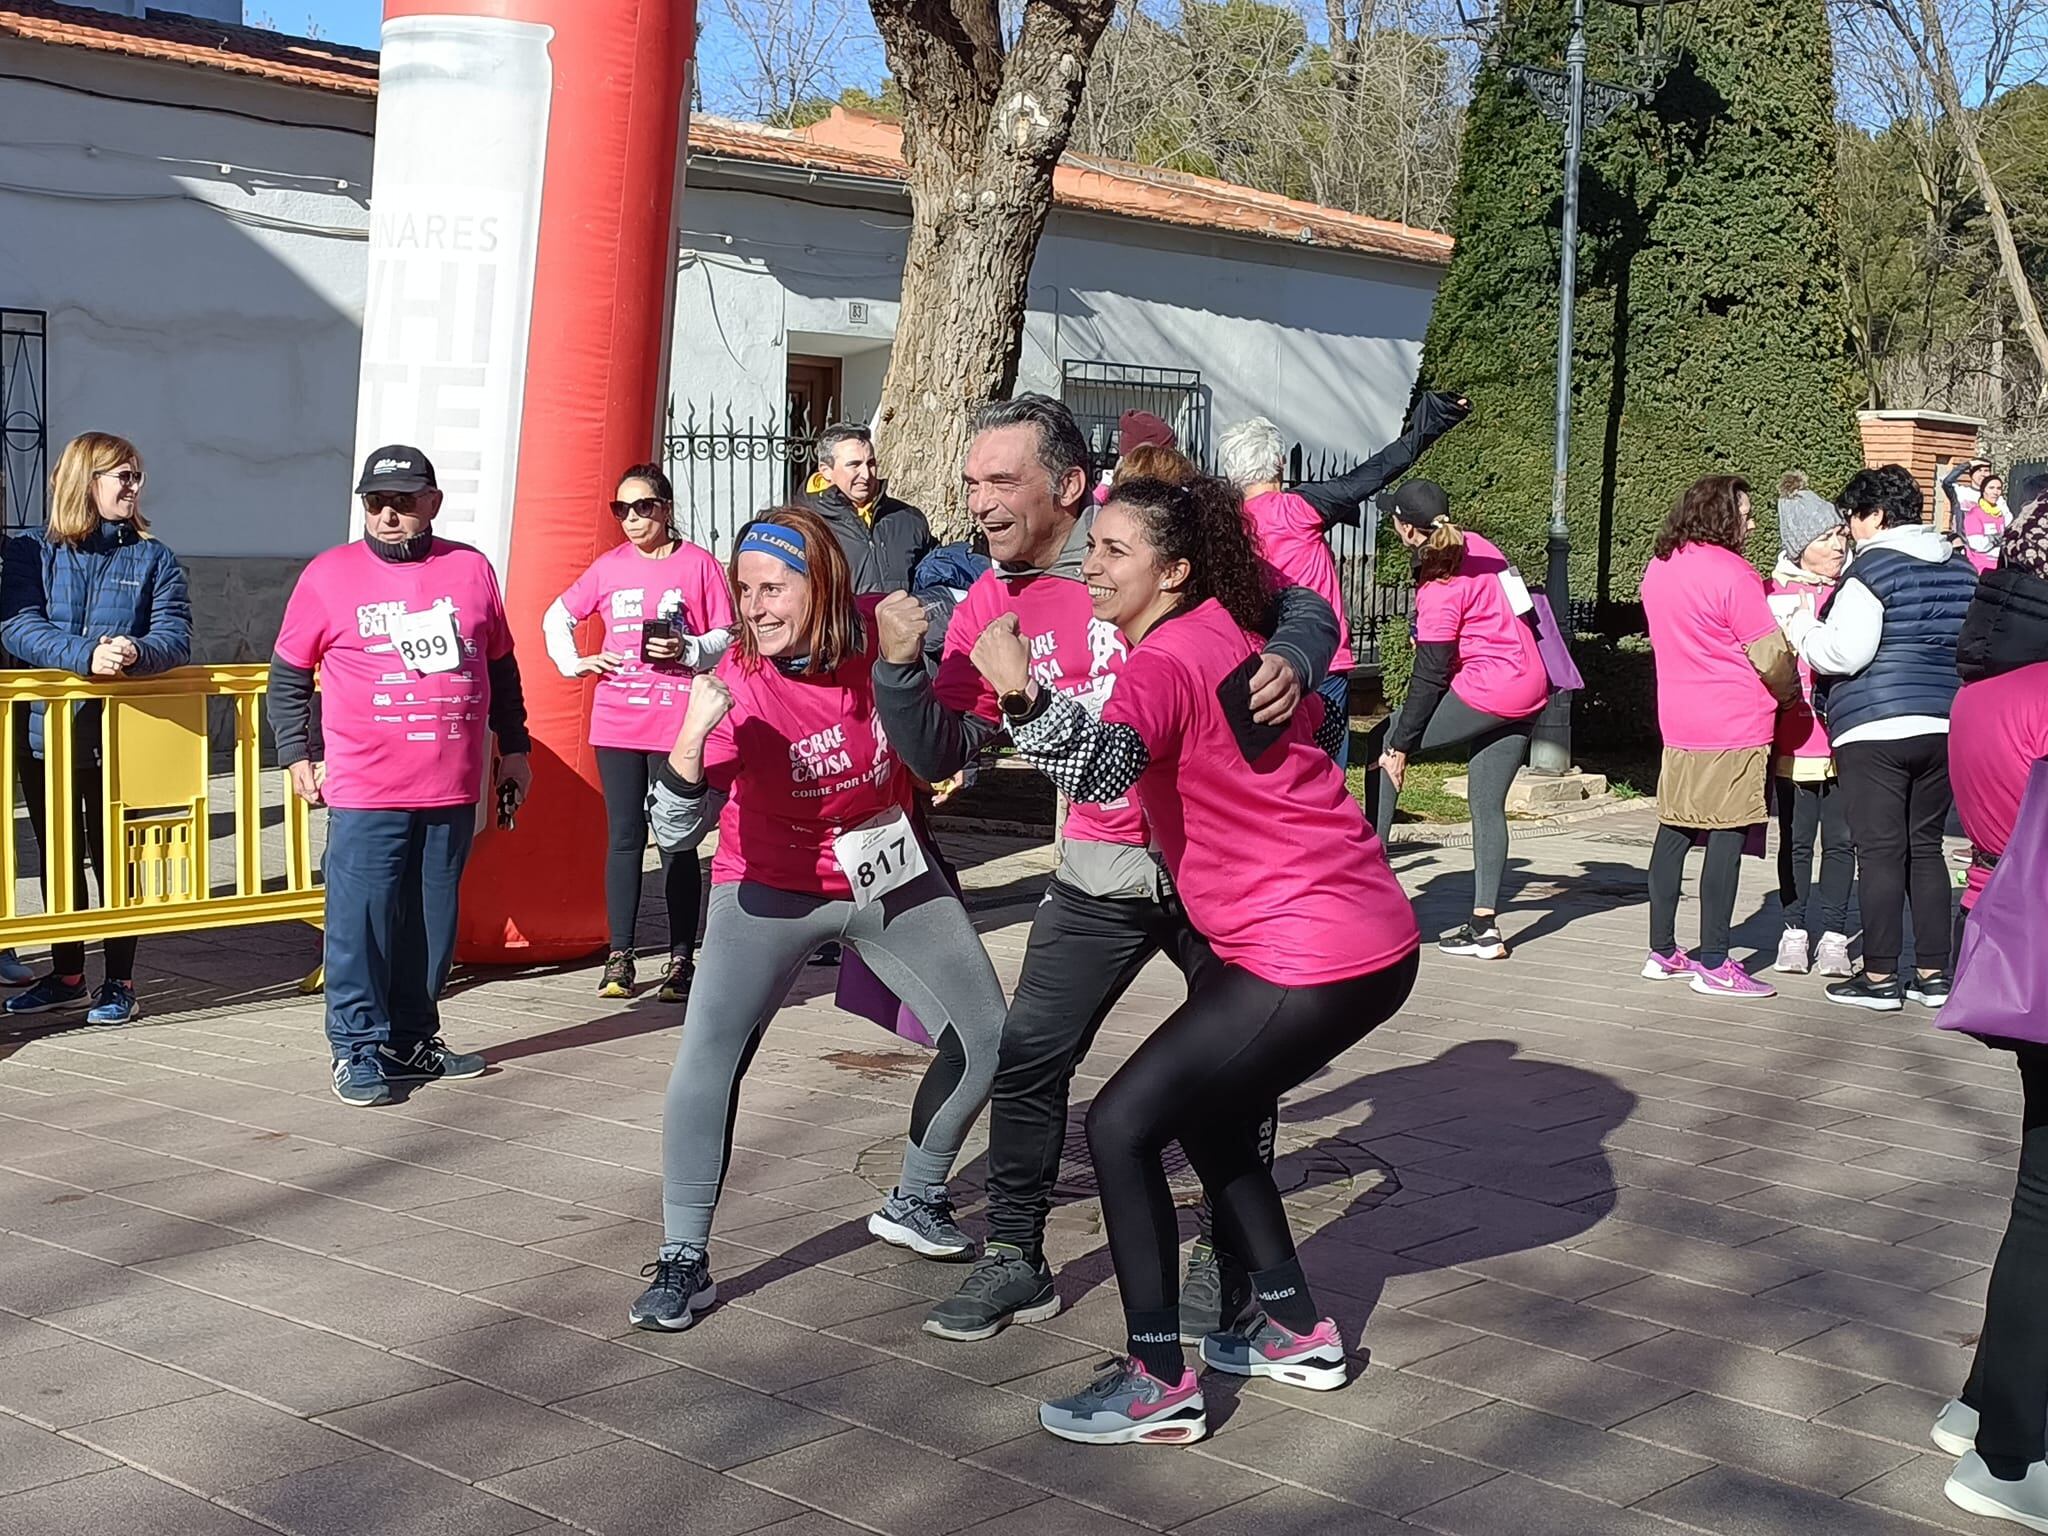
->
[1689, 960, 1776, 999]
[1200, 1313, 1347, 1391]
[1640, 948, 1696, 982]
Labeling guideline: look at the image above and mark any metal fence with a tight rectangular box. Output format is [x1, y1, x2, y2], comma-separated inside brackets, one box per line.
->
[1062, 361, 1209, 474]
[1, 309, 48, 534]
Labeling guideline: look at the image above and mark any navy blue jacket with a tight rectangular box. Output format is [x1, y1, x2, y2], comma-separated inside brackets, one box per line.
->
[1, 521, 193, 756]
[1815, 545, 1976, 737]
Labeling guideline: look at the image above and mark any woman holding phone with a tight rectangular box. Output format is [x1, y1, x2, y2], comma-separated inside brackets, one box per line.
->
[543, 464, 732, 1001]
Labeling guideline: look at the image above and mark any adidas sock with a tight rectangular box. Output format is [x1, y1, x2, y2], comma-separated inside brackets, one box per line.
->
[1251, 1257, 1318, 1332]
[1125, 1308, 1186, 1382]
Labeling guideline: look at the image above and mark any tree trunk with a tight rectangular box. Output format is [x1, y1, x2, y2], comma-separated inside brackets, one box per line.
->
[868, 0, 1117, 533]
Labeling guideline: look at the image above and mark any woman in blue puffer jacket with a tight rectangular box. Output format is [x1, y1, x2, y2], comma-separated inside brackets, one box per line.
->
[1, 432, 191, 1024]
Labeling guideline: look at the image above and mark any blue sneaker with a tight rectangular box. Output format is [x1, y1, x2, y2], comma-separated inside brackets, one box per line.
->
[377, 1036, 486, 1082]
[0, 949, 34, 986]
[3, 975, 89, 1016]
[1039, 1357, 1207, 1445]
[84, 981, 141, 1026]
[331, 1055, 392, 1107]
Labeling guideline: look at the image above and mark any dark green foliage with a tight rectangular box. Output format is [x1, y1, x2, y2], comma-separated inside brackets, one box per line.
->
[1376, 615, 1416, 710]
[1570, 632, 1660, 751]
[1410, 0, 1865, 607]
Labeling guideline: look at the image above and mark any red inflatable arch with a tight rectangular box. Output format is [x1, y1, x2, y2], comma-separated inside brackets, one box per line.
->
[353, 1, 696, 962]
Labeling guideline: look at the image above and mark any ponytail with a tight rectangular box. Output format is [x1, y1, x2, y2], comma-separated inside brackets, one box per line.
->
[1414, 519, 1466, 584]
[1106, 474, 1275, 632]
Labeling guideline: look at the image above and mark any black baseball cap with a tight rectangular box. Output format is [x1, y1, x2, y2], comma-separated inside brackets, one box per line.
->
[1381, 477, 1450, 531]
[354, 445, 437, 495]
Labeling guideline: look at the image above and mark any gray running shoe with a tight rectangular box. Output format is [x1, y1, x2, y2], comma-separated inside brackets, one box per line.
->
[331, 1055, 392, 1108]
[378, 1036, 486, 1082]
[630, 1245, 716, 1331]
[924, 1243, 1060, 1340]
[1946, 1452, 2048, 1533]
[868, 1185, 972, 1259]
[1933, 1398, 1980, 1458]
[1178, 1239, 1252, 1343]
[1039, 1357, 1206, 1446]
[1200, 1311, 1347, 1391]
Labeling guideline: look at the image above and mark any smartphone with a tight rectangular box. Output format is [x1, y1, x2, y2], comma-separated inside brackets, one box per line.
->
[641, 615, 677, 663]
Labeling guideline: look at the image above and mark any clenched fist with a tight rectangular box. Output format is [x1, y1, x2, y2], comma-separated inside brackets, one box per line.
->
[969, 613, 1032, 697]
[875, 590, 929, 665]
[678, 673, 734, 747]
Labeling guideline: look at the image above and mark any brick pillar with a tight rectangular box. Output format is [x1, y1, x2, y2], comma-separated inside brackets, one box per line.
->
[1856, 410, 1985, 527]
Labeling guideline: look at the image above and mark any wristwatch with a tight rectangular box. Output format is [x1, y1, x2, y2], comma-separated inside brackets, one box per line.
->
[998, 687, 1036, 721]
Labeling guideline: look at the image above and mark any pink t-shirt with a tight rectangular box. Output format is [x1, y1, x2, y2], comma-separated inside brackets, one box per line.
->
[1640, 542, 1781, 752]
[699, 613, 915, 898]
[1766, 574, 1833, 763]
[938, 568, 1145, 848]
[1963, 503, 2011, 575]
[1106, 600, 1419, 986]
[1949, 662, 2048, 908]
[1244, 489, 1355, 672]
[556, 540, 734, 751]
[1413, 534, 1548, 721]
[274, 540, 512, 811]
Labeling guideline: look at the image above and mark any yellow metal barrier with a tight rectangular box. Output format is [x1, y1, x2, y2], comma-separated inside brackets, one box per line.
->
[0, 666, 322, 963]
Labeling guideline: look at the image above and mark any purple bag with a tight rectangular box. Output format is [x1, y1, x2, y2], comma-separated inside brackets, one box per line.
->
[834, 948, 935, 1049]
[1531, 593, 1585, 693]
[1939, 759, 2048, 1045]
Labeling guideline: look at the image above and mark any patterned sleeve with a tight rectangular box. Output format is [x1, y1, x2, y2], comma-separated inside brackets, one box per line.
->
[1007, 686, 1151, 804]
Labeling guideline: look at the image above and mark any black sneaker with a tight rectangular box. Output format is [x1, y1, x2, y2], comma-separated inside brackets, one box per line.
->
[378, 1036, 486, 1081]
[1438, 922, 1508, 960]
[1826, 971, 1904, 1012]
[923, 1242, 1061, 1340]
[809, 942, 843, 968]
[598, 950, 635, 999]
[2, 974, 88, 1016]
[656, 952, 694, 1004]
[629, 1245, 716, 1331]
[1907, 972, 1952, 1009]
[1179, 1238, 1253, 1343]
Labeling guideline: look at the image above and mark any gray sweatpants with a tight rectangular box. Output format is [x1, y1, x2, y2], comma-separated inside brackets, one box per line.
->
[660, 870, 1007, 1247]
[1375, 692, 1533, 914]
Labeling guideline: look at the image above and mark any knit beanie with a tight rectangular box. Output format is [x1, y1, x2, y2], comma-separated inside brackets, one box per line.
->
[1777, 475, 1841, 562]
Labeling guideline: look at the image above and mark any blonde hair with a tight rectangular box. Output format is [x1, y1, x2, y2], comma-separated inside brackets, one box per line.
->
[1112, 442, 1195, 489]
[49, 432, 149, 545]
[1414, 519, 1467, 584]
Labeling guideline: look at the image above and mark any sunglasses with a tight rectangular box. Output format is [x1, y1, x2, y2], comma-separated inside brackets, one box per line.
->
[98, 469, 145, 491]
[610, 497, 670, 520]
[363, 491, 423, 515]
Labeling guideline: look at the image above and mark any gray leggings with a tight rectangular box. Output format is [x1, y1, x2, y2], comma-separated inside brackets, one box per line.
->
[1375, 693, 1533, 914]
[660, 871, 1006, 1246]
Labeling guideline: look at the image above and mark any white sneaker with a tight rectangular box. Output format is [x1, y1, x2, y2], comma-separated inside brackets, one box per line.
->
[1814, 932, 1854, 978]
[1933, 1398, 1979, 1457]
[1774, 929, 1811, 974]
[1947, 1452, 2048, 1533]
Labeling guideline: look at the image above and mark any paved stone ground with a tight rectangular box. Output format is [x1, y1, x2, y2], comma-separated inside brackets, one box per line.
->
[0, 806, 2013, 1536]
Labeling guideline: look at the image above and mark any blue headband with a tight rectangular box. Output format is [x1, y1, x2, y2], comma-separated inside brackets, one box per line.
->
[737, 525, 808, 574]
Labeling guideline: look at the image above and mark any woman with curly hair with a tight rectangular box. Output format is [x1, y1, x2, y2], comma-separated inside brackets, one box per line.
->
[971, 474, 1419, 1446]
[1639, 474, 1802, 999]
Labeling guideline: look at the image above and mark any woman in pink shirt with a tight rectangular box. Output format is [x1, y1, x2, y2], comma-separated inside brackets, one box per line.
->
[625, 508, 1006, 1334]
[979, 473, 1420, 1447]
[1639, 475, 1802, 999]
[1373, 479, 1550, 961]
[543, 464, 733, 1002]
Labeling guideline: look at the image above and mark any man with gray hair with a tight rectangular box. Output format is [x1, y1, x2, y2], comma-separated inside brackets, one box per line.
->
[799, 421, 936, 594]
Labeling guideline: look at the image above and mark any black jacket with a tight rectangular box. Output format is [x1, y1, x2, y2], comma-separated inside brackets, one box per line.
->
[1957, 566, 2048, 684]
[799, 484, 936, 595]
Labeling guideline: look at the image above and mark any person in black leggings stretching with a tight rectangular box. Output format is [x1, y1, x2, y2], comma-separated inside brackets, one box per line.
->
[977, 473, 1421, 1446]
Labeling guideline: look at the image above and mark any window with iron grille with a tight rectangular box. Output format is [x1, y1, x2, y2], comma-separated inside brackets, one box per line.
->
[1, 309, 48, 534]
[1060, 360, 1208, 476]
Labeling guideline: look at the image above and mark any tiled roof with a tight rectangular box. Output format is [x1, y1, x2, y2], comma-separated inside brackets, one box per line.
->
[0, 2, 1452, 265]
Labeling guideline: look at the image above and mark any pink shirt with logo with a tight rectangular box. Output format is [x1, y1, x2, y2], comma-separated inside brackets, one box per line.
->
[1963, 502, 2011, 575]
[938, 569, 1144, 848]
[1106, 599, 1419, 986]
[273, 539, 513, 811]
[555, 539, 734, 752]
[1244, 489, 1355, 672]
[1949, 662, 2048, 909]
[699, 614, 915, 898]
[1640, 542, 1781, 752]
[1413, 533, 1548, 721]
[1765, 572, 1834, 764]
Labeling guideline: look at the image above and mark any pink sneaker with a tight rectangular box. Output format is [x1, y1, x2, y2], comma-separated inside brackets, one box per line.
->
[1200, 1313, 1347, 1391]
[1689, 960, 1776, 999]
[1640, 948, 1696, 982]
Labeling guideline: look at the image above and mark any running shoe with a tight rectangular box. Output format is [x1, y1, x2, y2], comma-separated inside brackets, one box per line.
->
[924, 1243, 1060, 1340]
[84, 981, 141, 1026]
[378, 1037, 487, 1082]
[1774, 929, 1811, 974]
[1689, 960, 1776, 1000]
[1908, 972, 1953, 1009]
[1200, 1311, 1348, 1392]
[3, 975, 88, 1016]
[1932, 1398, 1979, 1458]
[656, 952, 695, 1004]
[598, 950, 635, 999]
[1038, 1357, 1207, 1446]
[331, 1054, 392, 1108]
[1946, 1452, 2048, 1533]
[1438, 922, 1508, 960]
[1827, 971, 1904, 1012]
[1640, 948, 1696, 982]
[1814, 931, 1854, 978]
[1178, 1239, 1252, 1343]
[868, 1185, 973, 1259]
[810, 942, 843, 968]
[0, 948, 34, 987]
[629, 1244, 716, 1331]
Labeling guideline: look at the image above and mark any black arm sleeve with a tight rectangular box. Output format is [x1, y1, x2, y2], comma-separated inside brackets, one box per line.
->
[1259, 584, 1341, 687]
[1293, 391, 1473, 531]
[267, 656, 316, 767]
[487, 651, 533, 754]
[872, 657, 1002, 782]
[1387, 640, 1457, 754]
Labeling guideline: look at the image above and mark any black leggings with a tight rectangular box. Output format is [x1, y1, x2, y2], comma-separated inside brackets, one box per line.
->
[1837, 735, 1954, 975]
[1086, 947, 1419, 1323]
[1649, 823, 1744, 969]
[595, 747, 701, 955]
[1774, 776, 1854, 936]
[14, 710, 136, 982]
